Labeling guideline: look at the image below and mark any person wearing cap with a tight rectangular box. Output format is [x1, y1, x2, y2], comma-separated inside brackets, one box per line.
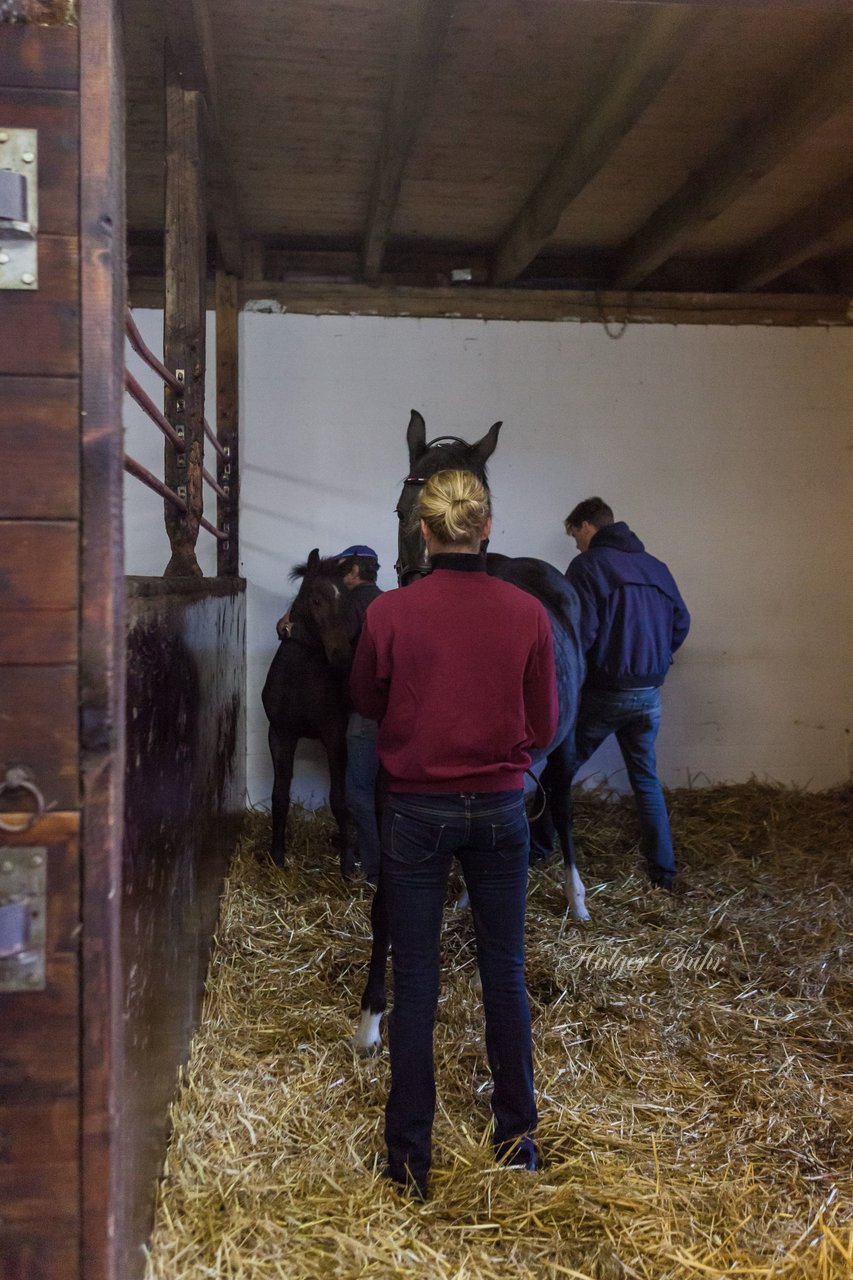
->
[336, 545, 383, 886]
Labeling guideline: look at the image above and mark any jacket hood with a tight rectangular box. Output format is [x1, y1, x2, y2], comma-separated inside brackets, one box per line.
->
[589, 521, 645, 554]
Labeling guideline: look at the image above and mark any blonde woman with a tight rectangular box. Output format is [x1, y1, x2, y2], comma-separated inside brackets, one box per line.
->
[350, 468, 557, 1199]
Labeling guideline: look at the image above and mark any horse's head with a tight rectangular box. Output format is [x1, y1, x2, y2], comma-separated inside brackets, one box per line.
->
[395, 409, 502, 585]
[289, 548, 352, 669]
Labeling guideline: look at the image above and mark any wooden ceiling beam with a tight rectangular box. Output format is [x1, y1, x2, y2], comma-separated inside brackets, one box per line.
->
[361, 0, 455, 282]
[733, 177, 853, 291]
[490, 7, 706, 285]
[164, 0, 243, 276]
[614, 26, 853, 289]
[237, 280, 852, 327]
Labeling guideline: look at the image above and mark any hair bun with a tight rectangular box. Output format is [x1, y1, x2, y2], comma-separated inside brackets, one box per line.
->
[418, 469, 491, 546]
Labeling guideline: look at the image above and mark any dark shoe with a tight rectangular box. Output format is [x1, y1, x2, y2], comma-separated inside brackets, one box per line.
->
[381, 1165, 429, 1202]
[495, 1136, 543, 1171]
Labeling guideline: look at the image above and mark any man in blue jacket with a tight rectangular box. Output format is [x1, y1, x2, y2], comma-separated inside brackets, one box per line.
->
[564, 498, 690, 889]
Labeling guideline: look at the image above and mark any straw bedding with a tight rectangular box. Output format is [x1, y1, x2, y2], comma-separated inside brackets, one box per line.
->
[145, 783, 853, 1279]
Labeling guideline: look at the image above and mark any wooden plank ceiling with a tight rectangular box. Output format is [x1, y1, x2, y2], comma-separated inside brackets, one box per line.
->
[124, 0, 853, 322]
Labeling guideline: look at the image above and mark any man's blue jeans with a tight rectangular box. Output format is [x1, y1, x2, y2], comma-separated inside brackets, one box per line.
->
[345, 713, 381, 881]
[381, 790, 536, 1189]
[574, 685, 675, 885]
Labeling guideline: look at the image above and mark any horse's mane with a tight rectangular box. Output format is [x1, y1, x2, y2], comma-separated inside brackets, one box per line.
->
[289, 557, 349, 582]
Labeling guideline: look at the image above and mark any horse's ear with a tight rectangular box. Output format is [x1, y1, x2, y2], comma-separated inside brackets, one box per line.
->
[307, 548, 320, 572]
[406, 409, 426, 469]
[470, 420, 502, 469]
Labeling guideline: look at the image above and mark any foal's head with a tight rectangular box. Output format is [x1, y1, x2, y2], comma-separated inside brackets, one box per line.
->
[289, 549, 352, 669]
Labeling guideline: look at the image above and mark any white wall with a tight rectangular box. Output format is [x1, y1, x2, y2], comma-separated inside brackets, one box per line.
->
[124, 309, 853, 808]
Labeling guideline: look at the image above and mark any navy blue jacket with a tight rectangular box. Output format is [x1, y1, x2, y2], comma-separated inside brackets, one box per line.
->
[566, 522, 689, 690]
[344, 581, 382, 643]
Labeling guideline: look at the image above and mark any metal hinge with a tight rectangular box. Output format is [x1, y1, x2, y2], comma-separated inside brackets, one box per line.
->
[0, 128, 38, 291]
[0, 847, 46, 992]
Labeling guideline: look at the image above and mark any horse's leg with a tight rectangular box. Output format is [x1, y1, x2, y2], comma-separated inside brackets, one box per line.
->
[353, 874, 388, 1054]
[547, 737, 590, 922]
[323, 722, 353, 880]
[529, 772, 557, 863]
[269, 725, 296, 867]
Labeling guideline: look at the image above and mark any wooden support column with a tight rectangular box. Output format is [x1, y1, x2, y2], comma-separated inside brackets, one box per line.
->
[216, 269, 239, 576]
[163, 57, 206, 577]
[80, 0, 127, 1275]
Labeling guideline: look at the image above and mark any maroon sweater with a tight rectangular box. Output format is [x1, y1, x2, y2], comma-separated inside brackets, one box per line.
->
[350, 555, 558, 793]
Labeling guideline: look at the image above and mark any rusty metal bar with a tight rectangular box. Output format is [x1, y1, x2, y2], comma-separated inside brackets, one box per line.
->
[124, 454, 188, 512]
[203, 466, 228, 501]
[125, 310, 184, 393]
[204, 416, 227, 460]
[200, 515, 228, 541]
[125, 371, 186, 452]
[125, 456, 225, 541]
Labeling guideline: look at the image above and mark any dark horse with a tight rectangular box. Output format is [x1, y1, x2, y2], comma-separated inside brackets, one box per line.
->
[352, 411, 588, 1053]
[262, 549, 354, 877]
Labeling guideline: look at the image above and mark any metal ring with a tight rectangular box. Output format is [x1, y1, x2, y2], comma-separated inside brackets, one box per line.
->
[0, 773, 46, 834]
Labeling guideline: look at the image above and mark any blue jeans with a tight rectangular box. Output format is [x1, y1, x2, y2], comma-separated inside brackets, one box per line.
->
[345, 713, 381, 880]
[382, 790, 536, 1189]
[574, 686, 675, 884]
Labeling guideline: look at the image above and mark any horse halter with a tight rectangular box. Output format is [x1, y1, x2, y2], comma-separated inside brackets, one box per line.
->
[395, 476, 431, 586]
[395, 437, 487, 586]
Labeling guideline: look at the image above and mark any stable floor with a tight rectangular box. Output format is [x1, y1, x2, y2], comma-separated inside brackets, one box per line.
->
[145, 787, 853, 1280]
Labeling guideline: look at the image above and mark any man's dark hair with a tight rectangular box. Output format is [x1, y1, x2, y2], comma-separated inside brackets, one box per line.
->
[564, 497, 614, 532]
[350, 555, 378, 583]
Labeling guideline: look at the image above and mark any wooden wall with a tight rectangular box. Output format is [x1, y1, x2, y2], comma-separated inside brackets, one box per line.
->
[121, 577, 245, 1279]
[2, 11, 245, 1279]
[0, 24, 83, 1280]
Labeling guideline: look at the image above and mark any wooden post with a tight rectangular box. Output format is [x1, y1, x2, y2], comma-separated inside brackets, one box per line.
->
[79, 0, 127, 1277]
[163, 53, 206, 577]
[216, 269, 239, 576]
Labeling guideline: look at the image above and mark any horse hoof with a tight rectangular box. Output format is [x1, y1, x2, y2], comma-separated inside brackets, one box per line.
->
[352, 1039, 383, 1058]
[269, 850, 286, 869]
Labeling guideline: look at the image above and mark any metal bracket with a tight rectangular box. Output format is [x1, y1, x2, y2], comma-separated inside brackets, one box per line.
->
[0, 847, 47, 992]
[0, 128, 38, 291]
[173, 371, 186, 466]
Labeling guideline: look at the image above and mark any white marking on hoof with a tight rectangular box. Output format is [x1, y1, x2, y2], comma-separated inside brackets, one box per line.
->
[454, 888, 470, 911]
[565, 865, 591, 922]
[352, 1009, 383, 1056]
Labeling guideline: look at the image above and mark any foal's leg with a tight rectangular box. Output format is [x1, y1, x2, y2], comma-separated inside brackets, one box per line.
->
[546, 737, 590, 922]
[268, 725, 296, 867]
[353, 876, 389, 1055]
